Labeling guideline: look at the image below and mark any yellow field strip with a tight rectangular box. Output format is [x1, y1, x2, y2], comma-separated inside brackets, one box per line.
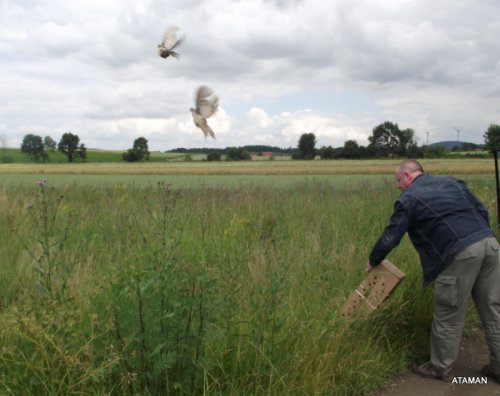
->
[0, 159, 494, 175]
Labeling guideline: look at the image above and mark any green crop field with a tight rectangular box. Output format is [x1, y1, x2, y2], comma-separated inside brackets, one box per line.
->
[0, 159, 496, 394]
[0, 147, 211, 164]
[0, 158, 495, 191]
[0, 157, 495, 175]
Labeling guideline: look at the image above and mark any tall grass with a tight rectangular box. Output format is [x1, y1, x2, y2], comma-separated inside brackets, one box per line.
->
[0, 177, 495, 395]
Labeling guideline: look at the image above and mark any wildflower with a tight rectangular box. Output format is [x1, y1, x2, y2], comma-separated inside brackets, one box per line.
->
[224, 228, 232, 237]
[37, 179, 46, 187]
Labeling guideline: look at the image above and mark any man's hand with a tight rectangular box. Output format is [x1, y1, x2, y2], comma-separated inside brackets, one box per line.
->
[366, 260, 375, 272]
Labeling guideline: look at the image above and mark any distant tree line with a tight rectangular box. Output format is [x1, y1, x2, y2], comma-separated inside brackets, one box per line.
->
[19, 133, 153, 163]
[171, 145, 295, 155]
[292, 121, 496, 160]
[172, 122, 496, 161]
[17, 122, 499, 163]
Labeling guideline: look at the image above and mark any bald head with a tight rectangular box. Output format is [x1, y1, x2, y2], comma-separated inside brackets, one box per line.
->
[398, 159, 424, 174]
[395, 160, 424, 190]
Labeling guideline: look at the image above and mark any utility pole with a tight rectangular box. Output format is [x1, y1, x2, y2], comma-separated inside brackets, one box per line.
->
[425, 130, 431, 145]
[453, 126, 463, 147]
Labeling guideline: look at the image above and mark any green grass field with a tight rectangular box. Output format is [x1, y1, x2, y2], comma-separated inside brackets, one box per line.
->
[0, 157, 495, 175]
[0, 158, 495, 192]
[0, 147, 212, 163]
[0, 159, 496, 395]
[1, 147, 288, 164]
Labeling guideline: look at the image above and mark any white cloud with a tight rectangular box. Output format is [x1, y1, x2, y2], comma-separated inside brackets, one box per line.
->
[247, 107, 272, 128]
[278, 110, 370, 147]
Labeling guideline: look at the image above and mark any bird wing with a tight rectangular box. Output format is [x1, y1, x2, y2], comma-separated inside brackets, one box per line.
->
[169, 35, 184, 51]
[198, 96, 218, 119]
[195, 85, 214, 105]
[161, 25, 181, 49]
[195, 86, 219, 119]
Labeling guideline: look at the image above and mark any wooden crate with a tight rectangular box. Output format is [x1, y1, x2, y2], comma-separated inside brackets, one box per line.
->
[341, 260, 406, 319]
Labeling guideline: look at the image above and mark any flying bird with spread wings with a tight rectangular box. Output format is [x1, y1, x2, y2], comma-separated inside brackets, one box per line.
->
[190, 86, 219, 140]
[158, 25, 183, 59]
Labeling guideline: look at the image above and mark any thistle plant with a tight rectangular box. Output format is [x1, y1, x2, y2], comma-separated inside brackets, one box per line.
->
[19, 180, 76, 302]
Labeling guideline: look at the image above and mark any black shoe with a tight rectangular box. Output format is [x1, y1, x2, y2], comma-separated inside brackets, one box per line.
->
[411, 361, 452, 381]
[482, 364, 500, 384]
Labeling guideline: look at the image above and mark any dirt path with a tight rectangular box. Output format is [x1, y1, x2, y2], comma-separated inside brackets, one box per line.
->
[371, 328, 500, 396]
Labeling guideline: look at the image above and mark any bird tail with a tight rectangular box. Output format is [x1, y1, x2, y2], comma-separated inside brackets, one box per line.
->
[202, 125, 216, 140]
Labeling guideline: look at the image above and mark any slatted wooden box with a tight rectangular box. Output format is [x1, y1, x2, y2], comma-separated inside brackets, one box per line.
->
[341, 260, 406, 319]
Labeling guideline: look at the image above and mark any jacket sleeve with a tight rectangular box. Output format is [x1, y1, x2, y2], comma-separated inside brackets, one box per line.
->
[369, 200, 410, 265]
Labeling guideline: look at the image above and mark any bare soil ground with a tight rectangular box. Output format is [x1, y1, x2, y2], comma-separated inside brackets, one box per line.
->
[371, 327, 500, 396]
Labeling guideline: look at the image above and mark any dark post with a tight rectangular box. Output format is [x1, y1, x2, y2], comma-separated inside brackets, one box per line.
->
[495, 149, 500, 227]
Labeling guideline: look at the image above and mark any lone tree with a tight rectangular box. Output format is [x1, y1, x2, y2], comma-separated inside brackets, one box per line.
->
[58, 132, 87, 163]
[318, 145, 337, 159]
[123, 137, 150, 162]
[206, 151, 222, 161]
[342, 140, 361, 159]
[44, 136, 57, 152]
[484, 123, 500, 153]
[293, 132, 317, 160]
[368, 121, 417, 157]
[224, 147, 251, 161]
[21, 134, 49, 162]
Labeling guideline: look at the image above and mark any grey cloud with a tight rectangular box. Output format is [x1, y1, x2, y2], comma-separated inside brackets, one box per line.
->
[1, 0, 499, 149]
[324, 1, 500, 88]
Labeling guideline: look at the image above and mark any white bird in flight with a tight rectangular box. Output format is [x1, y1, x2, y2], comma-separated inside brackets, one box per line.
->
[158, 25, 183, 59]
[190, 86, 219, 140]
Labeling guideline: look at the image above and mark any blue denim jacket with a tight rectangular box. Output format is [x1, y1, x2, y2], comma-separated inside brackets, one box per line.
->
[369, 174, 494, 286]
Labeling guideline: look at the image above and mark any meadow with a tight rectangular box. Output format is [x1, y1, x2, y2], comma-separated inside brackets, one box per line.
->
[0, 159, 497, 395]
[0, 147, 209, 164]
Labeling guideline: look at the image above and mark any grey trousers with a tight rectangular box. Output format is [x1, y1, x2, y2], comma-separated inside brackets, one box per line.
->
[431, 236, 500, 372]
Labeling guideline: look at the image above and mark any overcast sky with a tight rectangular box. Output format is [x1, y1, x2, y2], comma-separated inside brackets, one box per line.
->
[1, 0, 499, 151]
